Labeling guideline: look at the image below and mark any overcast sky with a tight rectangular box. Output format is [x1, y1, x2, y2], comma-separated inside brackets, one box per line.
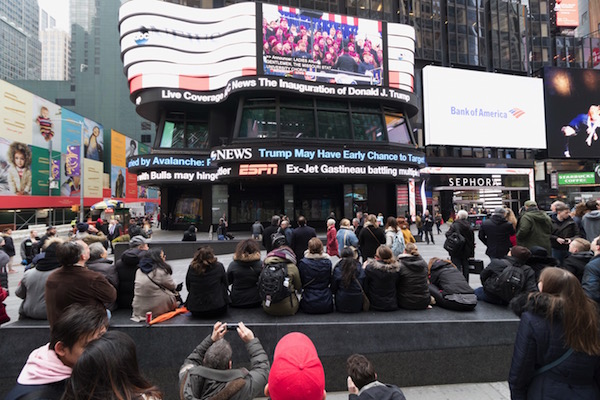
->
[38, 0, 70, 32]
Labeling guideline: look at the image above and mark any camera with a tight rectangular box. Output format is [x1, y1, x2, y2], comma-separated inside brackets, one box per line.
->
[226, 323, 239, 331]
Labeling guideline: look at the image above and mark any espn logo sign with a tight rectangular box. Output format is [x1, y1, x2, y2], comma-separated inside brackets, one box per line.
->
[239, 163, 278, 176]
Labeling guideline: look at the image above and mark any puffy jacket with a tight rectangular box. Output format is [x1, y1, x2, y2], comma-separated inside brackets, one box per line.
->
[331, 259, 365, 313]
[446, 219, 475, 258]
[337, 226, 359, 254]
[227, 252, 262, 308]
[550, 217, 579, 251]
[298, 252, 333, 314]
[179, 334, 269, 400]
[85, 258, 118, 311]
[516, 209, 553, 254]
[509, 293, 600, 400]
[561, 251, 594, 282]
[364, 258, 400, 311]
[583, 211, 600, 242]
[185, 261, 229, 315]
[479, 214, 515, 258]
[396, 254, 430, 310]
[429, 259, 474, 296]
[583, 255, 600, 303]
[115, 248, 147, 309]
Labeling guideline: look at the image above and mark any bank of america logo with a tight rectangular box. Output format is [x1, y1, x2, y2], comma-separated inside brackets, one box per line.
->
[509, 108, 525, 118]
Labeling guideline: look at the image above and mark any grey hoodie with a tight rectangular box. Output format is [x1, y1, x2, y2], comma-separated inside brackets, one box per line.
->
[582, 210, 600, 242]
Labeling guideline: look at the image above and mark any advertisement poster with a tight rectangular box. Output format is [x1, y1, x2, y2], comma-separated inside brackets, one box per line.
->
[83, 158, 103, 198]
[111, 130, 126, 167]
[126, 171, 138, 198]
[111, 166, 126, 198]
[0, 80, 33, 144]
[31, 146, 61, 196]
[83, 118, 104, 161]
[0, 138, 32, 195]
[32, 95, 62, 150]
[555, 0, 579, 27]
[60, 152, 81, 197]
[125, 135, 138, 159]
[61, 108, 85, 154]
[262, 4, 383, 86]
[544, 67, 600, 158]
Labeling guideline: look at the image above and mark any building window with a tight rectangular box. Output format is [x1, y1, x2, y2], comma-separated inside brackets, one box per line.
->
[160, 113, 209, 149]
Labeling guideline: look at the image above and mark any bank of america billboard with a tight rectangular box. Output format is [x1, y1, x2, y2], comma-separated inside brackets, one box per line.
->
[423, 66, 546, 149]
[119, 1, 416, 109]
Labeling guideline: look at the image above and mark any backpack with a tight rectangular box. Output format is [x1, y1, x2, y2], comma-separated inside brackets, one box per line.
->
[443, 231, 465, 254]
[485, 262, 526, 302]
[258, 262, 291, 306]
[391, 231, 405, 257]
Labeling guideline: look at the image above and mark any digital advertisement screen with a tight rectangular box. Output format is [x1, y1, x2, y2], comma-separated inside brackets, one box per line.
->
[262, 4, 383, 86]
[423, 66, 546, 149]
[545, 67, 600, 159]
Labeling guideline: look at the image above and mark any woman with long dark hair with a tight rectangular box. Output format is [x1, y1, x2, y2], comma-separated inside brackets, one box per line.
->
[62, 331, 162, 400]
[131, 248, 178, 322]
[509, 267, 600, 399]
[331, 247, 366, 312]
[227, 239, 262, 308]
[185, 246, 229, 318]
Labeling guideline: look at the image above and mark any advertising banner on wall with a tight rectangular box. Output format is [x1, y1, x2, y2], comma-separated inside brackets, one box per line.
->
[31, 146, 61, 196]
[423, 66, 546, 149]
[83, 118, 104, 162]
[32, 95, 62, 150]
[0, 81, 33, 144]
[544, 67, 600, 158]
[555, 0, 579, 27]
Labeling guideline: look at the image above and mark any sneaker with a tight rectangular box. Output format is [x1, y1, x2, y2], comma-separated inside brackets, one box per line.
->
[564, 150, 571, 157]
[595, 132, 598, 141]
[587, 135, 593, 146]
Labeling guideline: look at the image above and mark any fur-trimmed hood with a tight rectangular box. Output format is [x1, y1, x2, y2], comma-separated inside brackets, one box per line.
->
[302, 251, 329, 260]
[365, 258, 400, 273]
[509, 292, 562, 320]
[233, 251, 261, 263]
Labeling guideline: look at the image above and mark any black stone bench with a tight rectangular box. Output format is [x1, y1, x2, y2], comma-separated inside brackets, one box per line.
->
[0, 302, 519, 397]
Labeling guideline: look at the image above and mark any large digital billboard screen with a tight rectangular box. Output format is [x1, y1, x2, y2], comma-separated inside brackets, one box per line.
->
[545, 67, 600, 158]
[423, 66, 546, 149]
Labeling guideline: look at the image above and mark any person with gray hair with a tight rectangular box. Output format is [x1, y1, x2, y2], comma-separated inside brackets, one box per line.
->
[179, 321, 269, 400]
[86, 243, 118, 311]
[445, 210, 475, 281]
[262, 215, 281, 253]
[479, 206, 516, 260]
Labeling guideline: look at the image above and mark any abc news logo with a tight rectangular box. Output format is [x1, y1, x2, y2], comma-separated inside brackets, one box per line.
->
[239, 164, 278, 176]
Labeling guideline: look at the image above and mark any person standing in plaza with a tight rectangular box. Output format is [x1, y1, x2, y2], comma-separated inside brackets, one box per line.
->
[358, 214, 386, 260]
[422, 210, 435, 245]
[509, 267, 600, 399]
[3, 228, 16, 273]
[479, 207, 515, 260]
[446, 210, 475, 280]
[291, 216, 317, 263]
[550, 201, 579, 264]
[582, 199, 600, 242]
[326, 218, 339, 257]
[262, 215, 280, 253]
[337, 218, 359, 254]
[516, 200, 553, 254]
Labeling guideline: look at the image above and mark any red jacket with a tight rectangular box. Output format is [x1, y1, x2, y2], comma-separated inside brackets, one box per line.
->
[327, 226, 339, 256]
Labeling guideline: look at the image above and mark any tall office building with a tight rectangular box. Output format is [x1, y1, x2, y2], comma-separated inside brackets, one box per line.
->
[0, 0, 42, 80]
[40, 29, 70, 81]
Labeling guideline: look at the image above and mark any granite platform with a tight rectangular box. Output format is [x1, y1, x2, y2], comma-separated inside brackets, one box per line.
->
[0, 302, 519, 398]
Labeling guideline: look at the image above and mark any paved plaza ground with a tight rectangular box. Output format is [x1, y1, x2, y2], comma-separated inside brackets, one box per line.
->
[0, 223, 512, 399]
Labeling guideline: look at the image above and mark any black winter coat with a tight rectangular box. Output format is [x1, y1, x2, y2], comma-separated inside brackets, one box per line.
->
[3, 236, 15, 257]
[182, 229, 197, 242]
[227, 253, 262, 308]
[550, 217, 579, 251]
[561, 251, 594, 282]
[446, 219, 475, 258]
[298, 253, 333, 314]
[428, 259, 474, 295]
[331, 259, 366, 313]
[364, 259, 400, 311]
[290, 225, 317, 262]
[508, 293, 600, 400]
[358, 224, 386, 260]
[185, 262, 230, 314]
[397, 254, 430, 310]
[262, 225, 279, 253]
[115, 248, 147, 309]
[478, 214, 515, 258]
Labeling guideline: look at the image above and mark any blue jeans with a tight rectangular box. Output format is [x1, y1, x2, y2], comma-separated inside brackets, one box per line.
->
[474, 287, 507, 306]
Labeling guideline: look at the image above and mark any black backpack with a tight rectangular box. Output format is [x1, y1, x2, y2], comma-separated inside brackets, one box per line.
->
[485, 262, 526, 302]
[258, 262, 291, 305]
[444, 231, 465, 254]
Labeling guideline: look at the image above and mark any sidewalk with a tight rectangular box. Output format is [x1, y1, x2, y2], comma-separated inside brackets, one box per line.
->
[1, 224, 513, 399]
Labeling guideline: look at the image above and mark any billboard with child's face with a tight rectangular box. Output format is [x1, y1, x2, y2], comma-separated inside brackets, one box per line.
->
[545, 67, 600, 159]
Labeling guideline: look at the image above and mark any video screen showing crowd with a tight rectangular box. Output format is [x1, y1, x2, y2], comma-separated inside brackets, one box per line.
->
[262, 9, 383, 85]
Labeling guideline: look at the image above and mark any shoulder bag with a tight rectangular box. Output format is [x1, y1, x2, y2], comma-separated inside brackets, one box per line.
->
[354, 277, 370, 312]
